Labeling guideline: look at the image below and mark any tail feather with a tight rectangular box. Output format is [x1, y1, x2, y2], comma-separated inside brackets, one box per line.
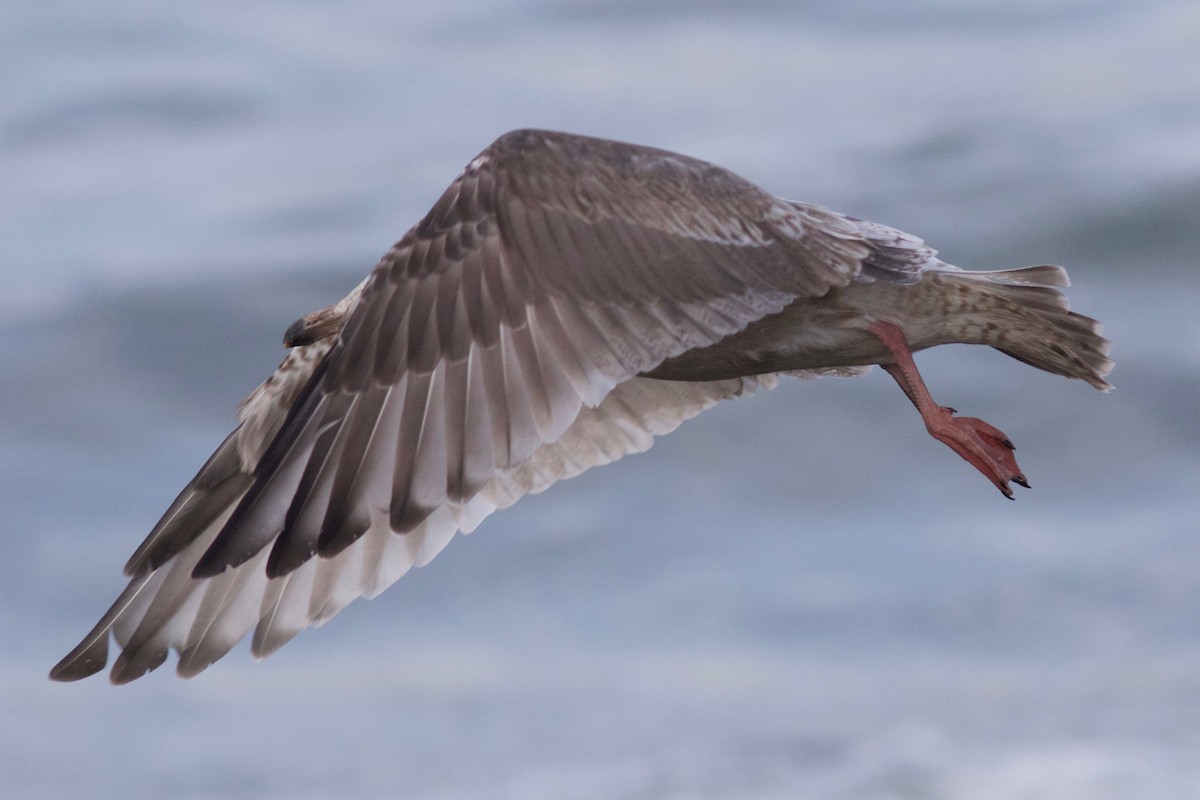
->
[947, 265, 1113, 391]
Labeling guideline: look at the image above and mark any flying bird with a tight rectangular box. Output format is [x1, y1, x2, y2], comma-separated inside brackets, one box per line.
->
[51, 129, 1113, 684]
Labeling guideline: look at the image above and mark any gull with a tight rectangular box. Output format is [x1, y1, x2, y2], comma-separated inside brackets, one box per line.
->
[51, 129, 1112, 683]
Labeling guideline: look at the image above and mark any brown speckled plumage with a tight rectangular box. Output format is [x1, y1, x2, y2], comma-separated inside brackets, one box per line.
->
[51, 130, 1112, 683]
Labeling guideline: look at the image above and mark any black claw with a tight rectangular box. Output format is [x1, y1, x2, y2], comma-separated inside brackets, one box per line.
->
[1012, 475, 1030, 489]
[1002, 439, 1015, 450]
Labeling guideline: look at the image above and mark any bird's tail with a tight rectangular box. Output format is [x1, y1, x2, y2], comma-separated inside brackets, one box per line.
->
[940, 265, 1113, 391]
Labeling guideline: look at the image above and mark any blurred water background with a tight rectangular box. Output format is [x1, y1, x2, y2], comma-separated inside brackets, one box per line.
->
[3, 1, 1199, 797]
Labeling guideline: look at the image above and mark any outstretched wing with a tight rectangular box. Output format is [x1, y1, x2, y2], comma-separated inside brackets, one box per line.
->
[52, 129, 872, 682]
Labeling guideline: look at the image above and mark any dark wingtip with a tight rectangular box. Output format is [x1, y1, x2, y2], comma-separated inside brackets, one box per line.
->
[190, 555, 226, 580]
[110, 648, 167, 685]
[49, 642, 108, 682]
[191, 536, 237, 578]
[265, 532, 319, 580]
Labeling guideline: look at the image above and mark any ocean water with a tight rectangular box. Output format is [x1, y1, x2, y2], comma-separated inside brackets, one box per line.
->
[3, 1, 1200, 797]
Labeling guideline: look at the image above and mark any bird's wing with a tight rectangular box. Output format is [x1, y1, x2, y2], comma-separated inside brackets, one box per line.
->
[52, 129, 872, 682]
[786, 201, 942, 285]
[478, 374, 778, 513]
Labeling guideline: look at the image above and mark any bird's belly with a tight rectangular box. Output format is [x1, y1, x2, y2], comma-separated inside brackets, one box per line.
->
[645, 295, 891, 382]
[643, 278, 958, 382]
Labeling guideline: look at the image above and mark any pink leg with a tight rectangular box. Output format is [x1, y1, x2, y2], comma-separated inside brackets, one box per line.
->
[868, 320, 1029, 499]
